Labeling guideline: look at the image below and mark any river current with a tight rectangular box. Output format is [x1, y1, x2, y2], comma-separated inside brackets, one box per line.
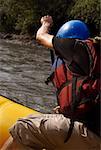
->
[0, 39, 56, 113]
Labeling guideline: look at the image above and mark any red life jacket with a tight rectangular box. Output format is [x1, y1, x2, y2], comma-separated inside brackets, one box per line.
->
[46, 39, 100, 120]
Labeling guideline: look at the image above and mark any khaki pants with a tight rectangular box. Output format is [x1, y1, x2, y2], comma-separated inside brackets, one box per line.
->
[10, 114, 100, 150]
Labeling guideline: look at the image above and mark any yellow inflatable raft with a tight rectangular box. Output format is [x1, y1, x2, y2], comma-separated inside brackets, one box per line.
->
[0, 95, 40, 148]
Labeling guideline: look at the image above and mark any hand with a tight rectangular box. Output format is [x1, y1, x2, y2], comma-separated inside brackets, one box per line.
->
[53, 106, 60, 114]
[41, 15, 53, 27]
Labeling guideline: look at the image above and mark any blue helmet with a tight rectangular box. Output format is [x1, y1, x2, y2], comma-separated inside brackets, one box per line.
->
[56, 20, 90, 40]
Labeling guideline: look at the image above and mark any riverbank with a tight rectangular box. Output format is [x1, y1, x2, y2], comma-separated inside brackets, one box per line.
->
[1, 32, 100, 47]
[0, 32, 37, 46]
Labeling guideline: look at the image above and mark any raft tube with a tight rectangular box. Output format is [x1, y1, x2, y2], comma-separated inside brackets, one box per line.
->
[0, 95, 40, 148]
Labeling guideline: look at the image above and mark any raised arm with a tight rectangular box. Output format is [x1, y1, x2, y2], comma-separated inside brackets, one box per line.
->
[36, 15, 54, 48]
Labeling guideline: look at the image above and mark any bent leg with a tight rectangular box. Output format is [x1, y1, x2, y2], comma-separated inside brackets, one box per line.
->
[8, 114, 69, 150]
[8, 114, 100, 150]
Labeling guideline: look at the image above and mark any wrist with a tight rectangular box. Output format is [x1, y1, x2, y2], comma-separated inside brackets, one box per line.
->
[41, 23, 51, 34]
[36, 24, 51, 40]
[42, 22, 52, 29]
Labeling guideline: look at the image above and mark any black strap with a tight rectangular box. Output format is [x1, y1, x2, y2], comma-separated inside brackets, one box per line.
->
[50, 49, 55, 65]
[64, 119, 74, 143]
[71, 76, 78, 111]
[56, 80, 71, 97]
[45, 49, 55, 85]
[45, 72, 54, 85]
[64, 76, 77, 143]
[62, 58, 68, 81]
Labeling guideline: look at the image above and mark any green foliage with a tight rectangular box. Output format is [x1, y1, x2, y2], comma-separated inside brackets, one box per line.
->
[67, 0, 100, 36]
[0, 0, 100, 36]
[0, 0, 39, 34]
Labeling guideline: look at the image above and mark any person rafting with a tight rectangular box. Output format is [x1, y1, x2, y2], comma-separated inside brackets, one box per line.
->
[2, 15, 100, 150]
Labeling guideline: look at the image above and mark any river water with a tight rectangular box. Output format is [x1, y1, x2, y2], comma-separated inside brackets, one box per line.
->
[0, 39, 56, 113]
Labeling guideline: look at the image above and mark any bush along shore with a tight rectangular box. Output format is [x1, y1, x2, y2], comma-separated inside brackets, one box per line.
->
[0, 0, 100, 40]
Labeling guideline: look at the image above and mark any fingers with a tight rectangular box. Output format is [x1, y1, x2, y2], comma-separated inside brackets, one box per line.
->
[41, 15, 52, 20]
[41, 15, 53, 26]
[44, 15, 52, 20]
